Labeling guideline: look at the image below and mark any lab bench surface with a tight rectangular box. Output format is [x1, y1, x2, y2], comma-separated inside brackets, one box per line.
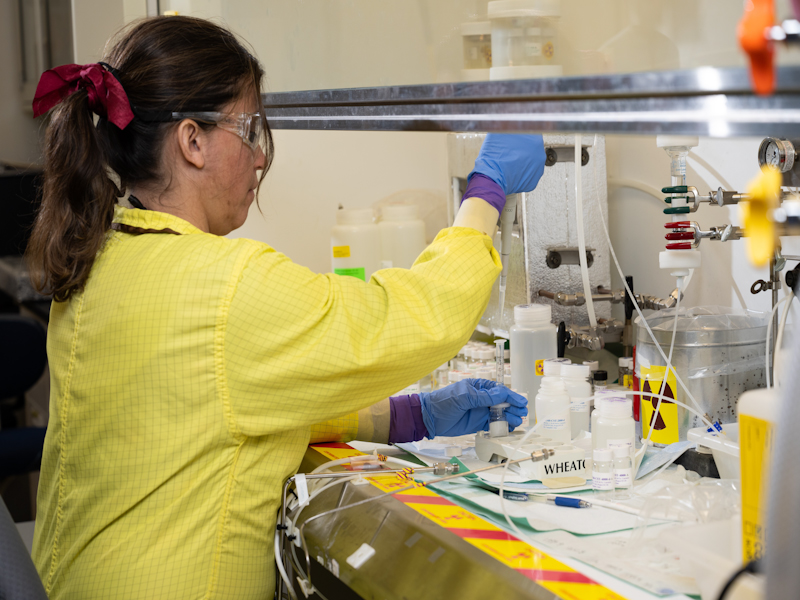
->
[289, 443, 694, 600]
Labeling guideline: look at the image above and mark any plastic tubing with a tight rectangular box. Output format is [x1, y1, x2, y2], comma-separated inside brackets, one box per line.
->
[638, 288, 681, 474]
[607, 178, 664, 203]
[575, 134, 597, 328]
[774, 292, 796, 386]
[309, 454, 421, 474]
[275, 531, 299, 600]
[593, 188, 709, 424]
[766, 295, 792, 388]
[687, 151, 734, 192]
[498, 193, 518, 320]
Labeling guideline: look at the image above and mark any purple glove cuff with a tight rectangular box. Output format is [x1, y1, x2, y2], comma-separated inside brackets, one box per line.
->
[461, 173, 505, 215]
[389, 394, 429, 443]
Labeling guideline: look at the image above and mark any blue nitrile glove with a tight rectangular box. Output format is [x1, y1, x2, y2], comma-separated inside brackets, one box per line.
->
[468, 133, 547, 195]
[419, 379, 528, 439]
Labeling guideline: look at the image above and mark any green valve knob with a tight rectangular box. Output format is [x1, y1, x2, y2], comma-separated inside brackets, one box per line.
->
[662, 186, 688, 194]
[664, 206, 691, 215]
[664, 196, 690, 204]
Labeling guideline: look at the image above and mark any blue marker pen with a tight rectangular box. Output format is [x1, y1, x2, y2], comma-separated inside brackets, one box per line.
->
[546, 495, 591, 508]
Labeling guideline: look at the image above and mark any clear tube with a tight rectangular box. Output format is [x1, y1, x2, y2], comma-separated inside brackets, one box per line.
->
[575, 134, 597, 328]
[489, 402, 510, 438]
[495, 339, 506, 385]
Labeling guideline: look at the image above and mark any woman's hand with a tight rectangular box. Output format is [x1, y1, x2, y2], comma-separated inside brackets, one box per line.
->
[469, 133, 547, 195]
[419, 379, 528, 439]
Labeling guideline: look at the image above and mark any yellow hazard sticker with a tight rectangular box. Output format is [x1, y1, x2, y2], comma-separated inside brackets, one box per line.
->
[639, 365, 679, 445]
[740, 414, 773, 562]
[535, 359, 545, 376]
[332, 245, 350, 258]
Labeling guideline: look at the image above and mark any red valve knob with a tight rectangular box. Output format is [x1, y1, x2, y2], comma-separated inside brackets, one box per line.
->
[664, 221, 692, 229]
[665, 231, 695, 241]
[666, 242, 694, 250]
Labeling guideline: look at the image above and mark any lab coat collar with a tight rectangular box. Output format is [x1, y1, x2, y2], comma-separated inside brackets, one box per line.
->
[112, 204, 206, 236]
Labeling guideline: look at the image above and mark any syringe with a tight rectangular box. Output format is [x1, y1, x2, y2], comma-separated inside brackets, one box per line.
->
[495, 338, 506, 385]
[498, 194, 518, 322]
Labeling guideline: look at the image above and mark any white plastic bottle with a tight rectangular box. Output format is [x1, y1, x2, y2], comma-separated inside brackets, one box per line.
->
[562, 363, 592, 438]
[331, 208, 381, 282]
[378, 204, 427, 269]
[534, 377, 571, 443]
[510, 304, 557, 404]
[592, 395, 635, 460]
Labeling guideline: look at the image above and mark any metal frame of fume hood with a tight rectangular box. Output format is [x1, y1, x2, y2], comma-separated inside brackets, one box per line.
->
[262, 66, 800, 137]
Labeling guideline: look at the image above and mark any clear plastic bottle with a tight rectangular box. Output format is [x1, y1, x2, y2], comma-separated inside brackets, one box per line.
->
[378, 204, 426, 269]
[592, 448, 614, 495]
[534, 376, 571, 443]
[331, 208, 381, 281]
[433, 363, 450, 390]
[613, 446, 633, 490]
[562, 363, 592, 438]
[510, 304, 556, 407]
[592, 395, 635, 461]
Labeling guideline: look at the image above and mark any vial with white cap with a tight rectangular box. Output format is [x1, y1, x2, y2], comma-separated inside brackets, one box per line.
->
[592, 394, 635, 460]
[489, 402, 511, 438]
[562, 363, 592, 438]
[592, 448, 614, 494]
[534, 377, 571, 442]
[510, 304, 556, 414]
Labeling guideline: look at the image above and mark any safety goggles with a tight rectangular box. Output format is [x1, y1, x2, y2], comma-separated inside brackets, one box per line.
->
[171, 111, 264, 152]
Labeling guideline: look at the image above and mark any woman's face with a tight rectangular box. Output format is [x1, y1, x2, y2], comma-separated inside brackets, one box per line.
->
[200, 94, 266, 236]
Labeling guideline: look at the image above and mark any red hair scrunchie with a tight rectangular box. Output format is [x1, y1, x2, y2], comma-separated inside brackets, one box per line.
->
[32, 63, 135, 130]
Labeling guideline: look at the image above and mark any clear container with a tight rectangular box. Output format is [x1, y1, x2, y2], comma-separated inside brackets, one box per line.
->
[562, 363, 592, 438]
[433, 363, 450, 390]
[534, 376, 570, 443]
[592, 448, 614, 494]
[461, 21, 492, 70]
[593, 370, 608, 391]
[378, 204, 427, 270]
[331, 208, 381, 282]
[613, 446, 633, 490]
[489, 402, 511, 438]
[510, 304, 556, 415]
[592, 395, 635, 461]
[488, 0, 561, 74]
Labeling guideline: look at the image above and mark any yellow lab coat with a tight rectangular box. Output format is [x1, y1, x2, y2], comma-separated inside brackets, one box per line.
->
[33, 201, 500, 599]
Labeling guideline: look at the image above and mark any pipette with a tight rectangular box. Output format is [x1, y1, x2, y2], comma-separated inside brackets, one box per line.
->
[498, 194, 518, 322]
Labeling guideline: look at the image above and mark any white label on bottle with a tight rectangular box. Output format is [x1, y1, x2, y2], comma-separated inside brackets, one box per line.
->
[544, 418, 567, 431]
[592, 471, 614, 491]
[607, 439, 633, 451]
[570, 400, 590, 412]
[525, 42, 542, 57]
[614, 468, 632, 488]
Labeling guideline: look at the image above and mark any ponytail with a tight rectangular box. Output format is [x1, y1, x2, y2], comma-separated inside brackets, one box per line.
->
[27, 91, 118, 302]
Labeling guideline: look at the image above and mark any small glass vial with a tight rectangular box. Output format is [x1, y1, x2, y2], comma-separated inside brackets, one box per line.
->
[592, 448, 614, 495]
[489, 402, 511, 438]
[593, 370, 608, 391]
[613, 446, 633, 491]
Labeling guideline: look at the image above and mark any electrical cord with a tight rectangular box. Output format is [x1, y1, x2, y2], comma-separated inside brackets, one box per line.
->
[766, 295, 791, 388]
[716, 559, 761, 600]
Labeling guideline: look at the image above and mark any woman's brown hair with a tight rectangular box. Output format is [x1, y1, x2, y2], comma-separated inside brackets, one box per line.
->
[27, 16, 274, 302]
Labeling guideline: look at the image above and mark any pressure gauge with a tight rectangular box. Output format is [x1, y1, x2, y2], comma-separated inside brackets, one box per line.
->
[758, 137, 796, 172]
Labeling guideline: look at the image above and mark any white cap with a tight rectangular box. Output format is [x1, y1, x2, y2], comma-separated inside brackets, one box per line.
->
[612, 446, 630, 459]
[488, 0, 561, 18]
[448, 371, 461, 383]
[543, 357, 569, 377]
[381, 204, 419, 221]
[625, 357, 635, 369]
[598, 397, 632, 418]
[514, 304, 552, 328]
[593, 448, 613, 462]
[561, 364, 591, 379]
[475, 349, 496, 360]
[583, 361, 599, 372]
[539, 377, 567, 394]
[618, 357, 626, 367]
[336, 208, 374, 225]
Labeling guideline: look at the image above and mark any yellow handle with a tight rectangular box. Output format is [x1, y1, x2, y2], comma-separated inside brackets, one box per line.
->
[742, 166, 781, 266]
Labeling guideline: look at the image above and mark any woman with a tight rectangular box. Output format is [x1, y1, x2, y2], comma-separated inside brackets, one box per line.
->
[27, 16, 545, 600]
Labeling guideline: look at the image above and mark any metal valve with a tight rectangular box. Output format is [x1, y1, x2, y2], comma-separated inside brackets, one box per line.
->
[432, 462, 460, 476]
[531, 448, 555, 462]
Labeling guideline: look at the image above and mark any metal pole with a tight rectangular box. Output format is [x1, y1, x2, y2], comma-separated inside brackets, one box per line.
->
[772, 258, 779, 375]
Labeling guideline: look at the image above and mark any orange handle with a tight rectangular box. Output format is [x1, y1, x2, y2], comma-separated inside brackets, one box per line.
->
[738, 0, 775, 95]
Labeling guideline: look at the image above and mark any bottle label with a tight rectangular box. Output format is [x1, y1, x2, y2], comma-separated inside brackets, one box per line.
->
[570, 399, 590, 413]
[334, 267, 365, 281]
[623, 374, 633, 389]
[332, 245, 351, 258]
[741, 414, 773, 562]
[535, 359, 544, 376]
[525, 42, 542, 57]
[592, 471, 614, 491]
[607, 439, 632, 451]
[614, 468, 632, 488]
[543, 417, 567, 431]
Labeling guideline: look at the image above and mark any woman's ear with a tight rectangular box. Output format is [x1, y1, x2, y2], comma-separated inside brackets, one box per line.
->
[175, 119, 206, 169]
